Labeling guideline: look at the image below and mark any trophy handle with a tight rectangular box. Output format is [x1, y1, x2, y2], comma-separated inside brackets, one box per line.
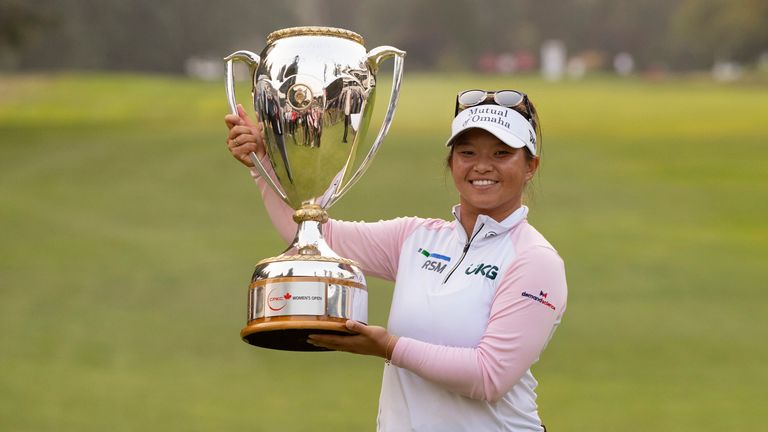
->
[326, 46, 406, 208]
[224, 50, 290, 204]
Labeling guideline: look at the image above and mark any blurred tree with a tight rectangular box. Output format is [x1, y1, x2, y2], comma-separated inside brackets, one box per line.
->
[13, 0, 297, 72]
[0, 0, 48, 63]
[2, 0, 767, 72]
[670, 0, 768, 67]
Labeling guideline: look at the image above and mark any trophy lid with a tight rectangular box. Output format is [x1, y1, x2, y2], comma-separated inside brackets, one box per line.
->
[266, 26, 365, 45]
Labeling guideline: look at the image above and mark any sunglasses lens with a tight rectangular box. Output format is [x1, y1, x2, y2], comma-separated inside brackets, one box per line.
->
[458, 90, 487, 107]
[494, 90, 524, 107]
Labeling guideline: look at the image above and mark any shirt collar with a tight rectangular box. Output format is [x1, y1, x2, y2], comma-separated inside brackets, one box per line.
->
[451, 204, 528, 243]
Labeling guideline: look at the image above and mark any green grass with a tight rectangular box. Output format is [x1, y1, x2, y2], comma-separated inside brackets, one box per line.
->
[1, 72, 767, 431]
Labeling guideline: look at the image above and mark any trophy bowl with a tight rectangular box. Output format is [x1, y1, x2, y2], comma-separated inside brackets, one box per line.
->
[224, 27, 405, 351]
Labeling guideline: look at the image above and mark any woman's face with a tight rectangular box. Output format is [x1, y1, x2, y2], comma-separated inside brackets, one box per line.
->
[450, 129, 539, 222]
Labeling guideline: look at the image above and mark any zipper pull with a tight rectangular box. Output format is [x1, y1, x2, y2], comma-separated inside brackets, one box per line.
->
[443, 223, 485, 284]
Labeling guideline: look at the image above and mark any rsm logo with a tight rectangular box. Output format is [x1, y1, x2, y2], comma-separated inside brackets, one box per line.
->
[464, 263, 499, 280]
[418, 248, 451, 274]
[422, 260, 448, 274]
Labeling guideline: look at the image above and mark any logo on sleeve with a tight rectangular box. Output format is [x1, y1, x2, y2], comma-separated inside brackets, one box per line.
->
[521, 291, 556, 310]
[418, 248, 451, 274]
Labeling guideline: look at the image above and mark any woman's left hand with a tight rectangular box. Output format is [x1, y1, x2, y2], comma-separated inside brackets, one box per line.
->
[308, 320, 399, 360]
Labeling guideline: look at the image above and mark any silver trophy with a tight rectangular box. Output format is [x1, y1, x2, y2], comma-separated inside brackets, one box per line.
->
[224, 27, 405, 351]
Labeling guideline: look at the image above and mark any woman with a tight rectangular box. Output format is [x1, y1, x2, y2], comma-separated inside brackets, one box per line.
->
[225, 89, 567, 431]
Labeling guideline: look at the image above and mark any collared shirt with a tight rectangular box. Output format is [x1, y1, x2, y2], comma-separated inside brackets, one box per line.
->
[255, 170, 567, 431]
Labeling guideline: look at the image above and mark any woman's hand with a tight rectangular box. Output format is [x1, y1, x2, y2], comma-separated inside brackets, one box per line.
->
[308, 320, 399, 360]
[224, 104, 265, 167]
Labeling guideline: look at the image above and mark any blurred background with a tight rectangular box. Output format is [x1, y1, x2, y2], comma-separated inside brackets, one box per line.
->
[1, 1, 767, 431]
[3, 0, 768, 76]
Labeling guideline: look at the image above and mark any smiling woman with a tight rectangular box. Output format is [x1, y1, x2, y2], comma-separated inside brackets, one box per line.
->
[448, 128, 539, 232]
[225, 88, 566, 432]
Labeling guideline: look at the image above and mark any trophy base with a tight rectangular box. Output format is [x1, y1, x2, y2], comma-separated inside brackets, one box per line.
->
[240, 317, 355, 351]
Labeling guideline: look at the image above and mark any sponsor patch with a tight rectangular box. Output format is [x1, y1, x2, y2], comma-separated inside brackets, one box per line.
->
[521, 291, 556, 311]
[418, 248, 451, 262]
[464, 263, 499, 281]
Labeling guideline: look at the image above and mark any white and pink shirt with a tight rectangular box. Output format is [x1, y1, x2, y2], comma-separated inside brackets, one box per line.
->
[254, 170, 568, 432]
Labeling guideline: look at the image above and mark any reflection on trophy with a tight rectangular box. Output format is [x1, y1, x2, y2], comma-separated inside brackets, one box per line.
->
[224, 27, 405, 351]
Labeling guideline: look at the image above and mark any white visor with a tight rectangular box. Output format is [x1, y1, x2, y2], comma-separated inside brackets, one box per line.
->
[445, 105, 537, 156]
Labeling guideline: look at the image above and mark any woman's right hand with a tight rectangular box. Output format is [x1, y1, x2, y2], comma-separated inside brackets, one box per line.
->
[225, 104, 265, 167]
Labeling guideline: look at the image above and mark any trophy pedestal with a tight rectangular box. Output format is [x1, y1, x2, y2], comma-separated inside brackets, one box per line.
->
[241, 236, 369, 351]
[241, 317, 353, 351]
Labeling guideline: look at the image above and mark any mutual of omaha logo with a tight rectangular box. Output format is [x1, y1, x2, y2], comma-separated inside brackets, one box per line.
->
[418, 248, 451, 274]
[464, 263, 499, 280]
[521, 290, 556, 311]
[460, 106, 511, 129]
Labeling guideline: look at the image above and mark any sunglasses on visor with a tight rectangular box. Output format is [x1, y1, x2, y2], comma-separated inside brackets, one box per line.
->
[454, 89, 540, 134]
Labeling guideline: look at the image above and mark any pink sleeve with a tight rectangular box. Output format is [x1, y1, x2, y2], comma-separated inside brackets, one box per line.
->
[390, 245, 567, 403]
[251, 167, 297, 243]
[324, 217, 424, 281]
[252, 167, 423, 281]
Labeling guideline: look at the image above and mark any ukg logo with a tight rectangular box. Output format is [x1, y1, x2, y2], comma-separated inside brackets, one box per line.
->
[464, 263, 499, 280]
